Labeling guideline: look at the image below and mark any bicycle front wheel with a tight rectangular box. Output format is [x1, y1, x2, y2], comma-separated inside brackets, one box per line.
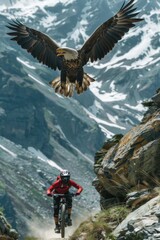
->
[61, 203, 66, 238]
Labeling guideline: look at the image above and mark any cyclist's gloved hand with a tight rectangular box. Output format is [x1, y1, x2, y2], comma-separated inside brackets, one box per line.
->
[47, 193, 52, 197]
[75, 192, 80, 196]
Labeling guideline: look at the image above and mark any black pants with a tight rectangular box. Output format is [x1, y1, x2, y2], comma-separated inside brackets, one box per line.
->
[53, 193, 72, 217]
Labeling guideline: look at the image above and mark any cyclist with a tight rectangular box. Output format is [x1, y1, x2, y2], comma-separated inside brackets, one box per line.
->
[47, 169, 83, 233]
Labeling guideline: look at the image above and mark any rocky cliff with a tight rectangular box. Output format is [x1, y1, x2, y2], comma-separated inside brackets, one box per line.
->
[93, 89, 160, 210]
[70, 89, 160, 239]
[0, 211, 18, 240]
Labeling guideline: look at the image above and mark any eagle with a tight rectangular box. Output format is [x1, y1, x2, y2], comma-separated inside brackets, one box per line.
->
[7, 0, 143, 97]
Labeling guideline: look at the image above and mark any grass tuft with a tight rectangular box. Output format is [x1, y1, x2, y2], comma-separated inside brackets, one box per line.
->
[69, 205, 130, 240]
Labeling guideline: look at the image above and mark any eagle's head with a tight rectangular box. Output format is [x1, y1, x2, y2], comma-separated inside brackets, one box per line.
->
[56, 47, 78, 60]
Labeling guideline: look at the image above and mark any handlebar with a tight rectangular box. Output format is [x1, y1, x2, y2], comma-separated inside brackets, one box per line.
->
[53, 193, 76, 197]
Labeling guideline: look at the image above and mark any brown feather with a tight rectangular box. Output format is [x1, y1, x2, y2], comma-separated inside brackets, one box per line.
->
[49, 73, 94, 97]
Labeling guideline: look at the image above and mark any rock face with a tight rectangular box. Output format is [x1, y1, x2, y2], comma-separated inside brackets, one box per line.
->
[94, 89, 160, 208]
[0, 70, 104, 158]
[93, 89, 160, 238]
[0, 211, 18, 240]
[113, 195, 160, 240]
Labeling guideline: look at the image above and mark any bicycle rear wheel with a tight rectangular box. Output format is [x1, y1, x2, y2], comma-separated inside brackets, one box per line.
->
[61, 203, 66, 238]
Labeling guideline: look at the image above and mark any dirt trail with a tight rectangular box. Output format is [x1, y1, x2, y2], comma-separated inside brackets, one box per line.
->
[26, 216, 83, 239]
[26, 207, 97, 239]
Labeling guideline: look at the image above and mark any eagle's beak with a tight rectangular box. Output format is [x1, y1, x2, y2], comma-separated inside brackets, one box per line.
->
[56, 48, 65, 56]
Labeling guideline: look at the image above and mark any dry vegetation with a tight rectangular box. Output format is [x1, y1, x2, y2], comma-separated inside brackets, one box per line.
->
[69, 205, 131, 240]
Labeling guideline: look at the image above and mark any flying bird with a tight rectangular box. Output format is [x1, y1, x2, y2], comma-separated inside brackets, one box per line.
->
[7, 0, 143, 97]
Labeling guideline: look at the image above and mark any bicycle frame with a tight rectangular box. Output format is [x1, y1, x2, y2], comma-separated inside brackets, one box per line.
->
[54, 193, 75, 238]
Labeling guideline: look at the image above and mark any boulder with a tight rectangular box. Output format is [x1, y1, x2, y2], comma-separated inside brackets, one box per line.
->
[0, 212, 18, 240]
[113, 195, 160, 239]
[93, 89, 160, 209]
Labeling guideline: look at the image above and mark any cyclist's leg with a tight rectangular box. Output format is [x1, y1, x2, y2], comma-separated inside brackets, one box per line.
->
[66, 194, 72, 226]
[53, 196, 60, 232]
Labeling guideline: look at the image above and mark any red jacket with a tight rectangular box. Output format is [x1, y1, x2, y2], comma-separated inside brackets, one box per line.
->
[47, 177, 83, 195]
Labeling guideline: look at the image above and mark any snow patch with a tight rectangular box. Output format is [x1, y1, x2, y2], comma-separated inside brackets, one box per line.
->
[84, 109, 126, 130]
[0, 144, 17, 158]
[28, 147, 63, 171]
[124, 102, 145, 112]
[90, 81, 127, 102]
[1, 0, 74, 14]
[28, 74, 46, 86]
[17, 57, 36, 69]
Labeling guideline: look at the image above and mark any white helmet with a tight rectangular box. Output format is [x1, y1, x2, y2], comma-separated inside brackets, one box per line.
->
[60, 170, 70, 184]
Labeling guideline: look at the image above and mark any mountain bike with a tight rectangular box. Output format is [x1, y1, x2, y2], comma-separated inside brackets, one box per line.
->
[54, 193, 75, 238]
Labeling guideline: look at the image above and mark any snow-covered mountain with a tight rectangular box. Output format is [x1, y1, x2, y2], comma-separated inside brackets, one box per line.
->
[2, 0, 159, 136]
[0, 0, 159, 238]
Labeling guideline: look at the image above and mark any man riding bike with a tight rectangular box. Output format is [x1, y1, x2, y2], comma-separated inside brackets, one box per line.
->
[47, 169, 83, 233]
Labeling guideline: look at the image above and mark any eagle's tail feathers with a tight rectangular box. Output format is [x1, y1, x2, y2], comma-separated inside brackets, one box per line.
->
[76, 73, 95, 94]
[55, 82, 61, 93]
[84, 73, 95, 83]
[49, 73, 95, 97]
[68, 84, 74, 97]
[63, 83, 71, 97]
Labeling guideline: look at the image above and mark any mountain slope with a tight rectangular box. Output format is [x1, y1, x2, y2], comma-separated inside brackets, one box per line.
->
[2, 0, 159, 135]
[0, 0, 159, 238]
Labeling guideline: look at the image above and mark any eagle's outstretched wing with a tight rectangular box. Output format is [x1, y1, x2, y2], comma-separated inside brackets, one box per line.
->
[79, 0, 143, 65]
[7, 20, 62, 70]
